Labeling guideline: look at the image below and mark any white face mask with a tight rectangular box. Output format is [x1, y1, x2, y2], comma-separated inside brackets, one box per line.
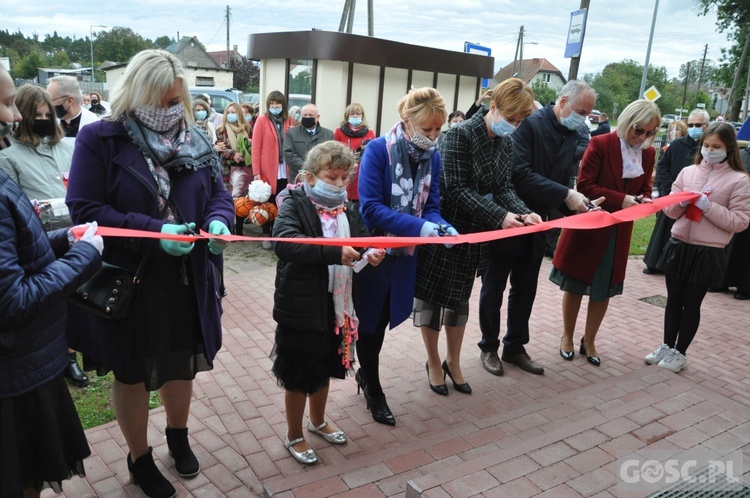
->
[702, 147, 727, 164]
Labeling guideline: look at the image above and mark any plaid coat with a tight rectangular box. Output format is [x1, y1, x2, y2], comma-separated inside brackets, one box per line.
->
[415, 109, 530, 309]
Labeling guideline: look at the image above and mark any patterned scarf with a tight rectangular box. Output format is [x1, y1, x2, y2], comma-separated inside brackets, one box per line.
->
[619, 137, 645, 179]
[303, 181, 359, 370]
[220, 121, 247, 150]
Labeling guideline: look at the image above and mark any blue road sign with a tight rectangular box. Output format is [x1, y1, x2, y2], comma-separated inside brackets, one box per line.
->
[464, 42, 492, 88]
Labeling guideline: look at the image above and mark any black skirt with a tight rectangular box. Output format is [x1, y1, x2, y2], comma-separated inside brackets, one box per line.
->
[271, 297, 347, 394]
[656, 237, 725, 288]
[0, 375, 90, 498]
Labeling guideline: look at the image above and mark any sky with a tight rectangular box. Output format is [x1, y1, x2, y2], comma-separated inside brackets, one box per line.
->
[4, 0, 732, 80]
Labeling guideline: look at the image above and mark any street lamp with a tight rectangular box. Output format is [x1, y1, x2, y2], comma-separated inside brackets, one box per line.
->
[90, 25, 106, 83]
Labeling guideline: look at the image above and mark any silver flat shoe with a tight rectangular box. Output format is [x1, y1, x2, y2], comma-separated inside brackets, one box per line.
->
[283, 434, 318, 465]
[307, 420, 347, 445]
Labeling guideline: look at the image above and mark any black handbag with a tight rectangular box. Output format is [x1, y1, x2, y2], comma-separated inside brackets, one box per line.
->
[69, 257, 147, 320]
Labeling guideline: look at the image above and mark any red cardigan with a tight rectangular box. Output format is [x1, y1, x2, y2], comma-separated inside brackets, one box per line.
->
[552, 132, 654, 286]
[251, 114, 295, 194]
[334, 125, 376, 201]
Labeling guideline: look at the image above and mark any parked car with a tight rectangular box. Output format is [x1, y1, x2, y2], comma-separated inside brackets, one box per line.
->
[588, 109, 600, 124]
[244, 93, 260, 105]
[189, 87, 246, 115]
[288, 93, 311, 109]
[662, 114, 677, 128]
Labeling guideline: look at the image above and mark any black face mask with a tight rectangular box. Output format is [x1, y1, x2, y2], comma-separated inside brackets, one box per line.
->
[91, 99, 100, 105]
[54, 104, 67, 119]
[32, 119, 56, 137]
[301, 117, 316, 129]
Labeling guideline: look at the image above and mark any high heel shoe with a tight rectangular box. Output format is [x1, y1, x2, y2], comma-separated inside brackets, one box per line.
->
[363, 387, 396, 426]
[355, 368, 367, 396]
[283, 434, 318, 465]
[426, 362, 448, 396]
[441, 360, 471, 394]
[127, 447, 176, 498]
[579, 339, 601, 366]
[307, 419, 347, 444]
[560, 338, 574, 361]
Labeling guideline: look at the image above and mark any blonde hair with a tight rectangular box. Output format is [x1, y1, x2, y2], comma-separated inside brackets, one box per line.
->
[107, 49, 193, 126]
[397, 87, 447, 126]
[669, 120, 688, 138]
[340, 102, 367, 127]
[300, 141, 356, 178]
[492, 78, 535, 120]
[14, 84, 64, 147]
[616, 99, 661, 146]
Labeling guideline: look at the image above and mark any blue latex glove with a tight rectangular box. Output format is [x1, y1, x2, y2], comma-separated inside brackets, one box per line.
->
[443, 226, 459, 249]
[207, 220, 231, 255]
[160, 223, 195, 256]
[420, 221, 441, 237]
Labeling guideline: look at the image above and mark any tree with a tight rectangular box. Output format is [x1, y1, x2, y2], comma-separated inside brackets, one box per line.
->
[154, 36, 174, 50]
[94, 27, 152, 64]
[233, 57, 260, 93]
[289, 69, 312, 95]
[14, 49, 44, 79]
[530, 80, 557, 106]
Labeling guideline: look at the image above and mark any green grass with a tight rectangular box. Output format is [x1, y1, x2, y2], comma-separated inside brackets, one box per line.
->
[630, 214, 656, 256]
[69, 372, 163, 430]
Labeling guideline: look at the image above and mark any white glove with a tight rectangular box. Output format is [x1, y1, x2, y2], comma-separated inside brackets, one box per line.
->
[420, 221, 441, 237]
[695, 194, 710, 212]
[78, 221, 104, 256]
[564, 189, 589, 213]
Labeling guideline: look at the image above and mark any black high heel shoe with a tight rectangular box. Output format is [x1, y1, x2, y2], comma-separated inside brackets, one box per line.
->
[355, 368, 367, 395]
[560, 338, 574, 361]
[579, 339, 601, 366]
[442, 360, 471, 394]
[363, 387, 396, 426]
[426, 362, 448, 396]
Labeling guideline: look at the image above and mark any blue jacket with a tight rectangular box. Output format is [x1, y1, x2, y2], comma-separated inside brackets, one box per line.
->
[65, 120, 234, 367]
[356, 135, 448, 333]
[0, 170, 101, 398]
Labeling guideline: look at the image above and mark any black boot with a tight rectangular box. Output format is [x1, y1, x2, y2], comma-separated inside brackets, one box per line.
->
[64, 352, 89, 387]
[127, 447, 176, 498]
[363, 387, 396, 426]
[165, 427, 200, 477]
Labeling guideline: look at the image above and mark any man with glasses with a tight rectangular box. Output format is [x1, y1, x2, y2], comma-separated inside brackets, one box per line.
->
[46, 76, 99, 146]
[478, 80, 597, 377]
[643, 109, 709, 274]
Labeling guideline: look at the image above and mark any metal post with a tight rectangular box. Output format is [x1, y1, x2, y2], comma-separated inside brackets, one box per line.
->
[226, 5, 231, 69]
[639, 0, 660, 99]
[518, 26, 525, 78]
[680, 62, 690, 119]
[367, 0, 374, 36]
[696, 43, 708, 96]
[346, 0, 357, 33]
[567, 0, 590, 81]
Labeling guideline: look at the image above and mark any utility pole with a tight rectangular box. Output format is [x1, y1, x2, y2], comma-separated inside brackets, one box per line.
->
[567, 0, 590, 81]
[518, 26, 525, 78]
[511, 26, 522, 77]
[743, 59, 750, 121]
[339, 0, 356, 34]
[639, 0, 660, 99]
[696, 43, 708, 96]
[680, 62, 690, 119]
[728, 27, 750, 121]
[367, 0, 374, 36]
[226, 5, 231, 69]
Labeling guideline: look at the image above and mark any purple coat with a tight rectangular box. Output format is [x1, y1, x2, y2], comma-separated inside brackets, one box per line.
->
[65, 120, 234, 367]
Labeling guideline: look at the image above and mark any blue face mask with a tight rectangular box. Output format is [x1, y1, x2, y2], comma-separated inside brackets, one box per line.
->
[308, 177, 347, 206]
[269, 107, 283, 116]
[349, 117, 363, 127]
[688, 126, 703, 140]
[226, 113, 238, 123]
[490, 110, 517, 138]
[245, 114, 252, 122]
[560, 102, 586, 130]
[195, 110, 207, 121]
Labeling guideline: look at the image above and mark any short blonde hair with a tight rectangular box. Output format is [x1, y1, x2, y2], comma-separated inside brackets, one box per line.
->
[301, 140, 356, 177]
[397, 87, 447, 126]
[492, 78, 535, 120]
[669, 120, 688, 138]
[616, 99, 661, 146]
[107, 49, 193, 126]
[341, 102, 367, 127]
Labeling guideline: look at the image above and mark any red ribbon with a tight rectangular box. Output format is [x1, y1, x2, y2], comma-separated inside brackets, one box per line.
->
[72, 192, 697, 249]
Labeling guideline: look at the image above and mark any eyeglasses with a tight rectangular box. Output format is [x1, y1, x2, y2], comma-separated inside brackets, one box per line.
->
[632, 124, 658, 138]
[52, 95, 70, 102]
[686, 123, 706, 128]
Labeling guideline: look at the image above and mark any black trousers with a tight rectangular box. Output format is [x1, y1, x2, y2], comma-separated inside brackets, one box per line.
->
[663, 273, 708, 354]
[478, 245, 543, 355]
[355, 290, 390, 397]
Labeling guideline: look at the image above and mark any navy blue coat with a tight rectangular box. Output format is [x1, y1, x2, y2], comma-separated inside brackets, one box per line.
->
[0, 170, 101, 397]
[65, 120, 234, 368]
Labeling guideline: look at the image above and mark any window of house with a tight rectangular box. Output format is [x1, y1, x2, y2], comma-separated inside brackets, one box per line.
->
[196, 76, 215, 87]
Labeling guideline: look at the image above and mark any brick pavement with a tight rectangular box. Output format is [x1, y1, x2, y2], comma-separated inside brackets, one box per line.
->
[44, 253, 750, 497]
